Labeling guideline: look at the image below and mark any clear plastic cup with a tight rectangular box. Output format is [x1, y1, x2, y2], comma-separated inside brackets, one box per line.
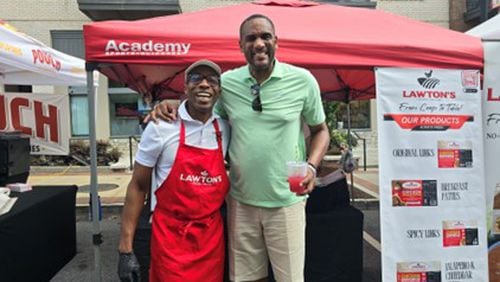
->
[286, 161, 308, 193]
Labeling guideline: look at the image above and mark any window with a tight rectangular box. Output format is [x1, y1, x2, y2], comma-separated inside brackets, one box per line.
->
[109, 92, 145, 137]
[324, 100, 371, 130]
[336, 100, 371, 129]
[70, 94, 89, 136]
[69, 86, 89, 136]
[51, 31, 84, 59]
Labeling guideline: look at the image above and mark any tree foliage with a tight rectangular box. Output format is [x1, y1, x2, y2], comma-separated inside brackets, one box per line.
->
[323, 101, 358, 153]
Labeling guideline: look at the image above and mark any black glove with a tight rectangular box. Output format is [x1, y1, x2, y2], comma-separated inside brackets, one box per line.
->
[118, 252, 141, 282]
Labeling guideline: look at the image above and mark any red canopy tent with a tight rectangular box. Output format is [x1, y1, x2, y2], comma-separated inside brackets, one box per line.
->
[81, 1, 483, 279]
[83, 0, 483, 102]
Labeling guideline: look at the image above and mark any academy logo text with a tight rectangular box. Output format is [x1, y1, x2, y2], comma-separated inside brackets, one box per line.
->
[104, 40, 191, 56]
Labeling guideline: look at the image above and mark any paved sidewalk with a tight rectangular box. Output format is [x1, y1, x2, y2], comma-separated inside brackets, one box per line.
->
[352, 168, 380, 198]
[27, 169, 132, 206]
[27, 167, 380, 206]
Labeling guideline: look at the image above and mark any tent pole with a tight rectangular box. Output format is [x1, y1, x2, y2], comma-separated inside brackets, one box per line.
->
[86, 62, 102, 282]
[345, 92, 352, 149]
[344, 89, 355, 203]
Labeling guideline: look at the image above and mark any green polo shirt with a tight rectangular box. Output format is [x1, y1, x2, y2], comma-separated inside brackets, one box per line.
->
[216, 60, 325, 208]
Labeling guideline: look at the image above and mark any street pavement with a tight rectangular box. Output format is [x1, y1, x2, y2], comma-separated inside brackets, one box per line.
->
[28, 167, 132, 206]
[26, 167, 381, 281]
[352, 168, 382, 282]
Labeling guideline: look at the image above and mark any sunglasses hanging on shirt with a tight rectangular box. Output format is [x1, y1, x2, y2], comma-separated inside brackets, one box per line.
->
[250, 84, 262, 112]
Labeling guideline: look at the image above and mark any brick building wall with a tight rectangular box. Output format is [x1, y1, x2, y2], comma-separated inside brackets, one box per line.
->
[181, 0, 250, 12]
[449, 0, 476, 31]
[0, 0, 89, 45]
[376, 0, 449, 28]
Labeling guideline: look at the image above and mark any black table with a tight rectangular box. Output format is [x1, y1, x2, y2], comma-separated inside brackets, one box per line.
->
[0, 186, 77, 282]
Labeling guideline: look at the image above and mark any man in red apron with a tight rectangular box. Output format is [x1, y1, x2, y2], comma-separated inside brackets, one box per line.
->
[118, 60, 230, 282]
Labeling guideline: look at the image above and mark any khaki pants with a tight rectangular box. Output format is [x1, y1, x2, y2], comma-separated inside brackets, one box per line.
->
[227, 196, 306, 282]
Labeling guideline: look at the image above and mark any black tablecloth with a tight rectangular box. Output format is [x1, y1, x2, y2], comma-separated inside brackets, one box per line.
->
[0, 186, 77, 282]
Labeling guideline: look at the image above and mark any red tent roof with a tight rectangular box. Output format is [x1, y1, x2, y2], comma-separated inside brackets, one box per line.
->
[83, 0, 483, 101]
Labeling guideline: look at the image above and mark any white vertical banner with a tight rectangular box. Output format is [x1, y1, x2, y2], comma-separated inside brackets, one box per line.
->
[483, 42, 500, 237]
[0, 92, 70, 155]
[376, 68, 488, 281]
[483, 42, 500, 282]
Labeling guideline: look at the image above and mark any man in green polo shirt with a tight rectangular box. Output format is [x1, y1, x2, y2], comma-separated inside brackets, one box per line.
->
[220, 50, 325, 209]
[150, 14, 330, 282]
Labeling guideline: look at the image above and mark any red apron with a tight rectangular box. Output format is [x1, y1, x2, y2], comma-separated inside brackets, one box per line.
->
[149, 120, 229, 282]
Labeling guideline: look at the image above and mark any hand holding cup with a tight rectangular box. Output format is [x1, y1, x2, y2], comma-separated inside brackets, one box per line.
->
[286, 161, 308, 194]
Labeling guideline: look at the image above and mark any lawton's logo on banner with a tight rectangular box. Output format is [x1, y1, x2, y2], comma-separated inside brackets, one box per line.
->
[105, 40, 191, 56]
[179, 170, 223, 185]
[402, 90, 455, 99]
[414, 70, 479, 93]
[417, 70, 440, 89]
[384, 70, 480, 131]
[402, 70, 457, 98]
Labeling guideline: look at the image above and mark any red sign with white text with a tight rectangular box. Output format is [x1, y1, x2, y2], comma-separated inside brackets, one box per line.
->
[384, 114, 473, 131]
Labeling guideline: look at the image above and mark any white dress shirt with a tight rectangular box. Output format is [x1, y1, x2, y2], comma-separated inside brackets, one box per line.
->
[135, 101, 230, 210]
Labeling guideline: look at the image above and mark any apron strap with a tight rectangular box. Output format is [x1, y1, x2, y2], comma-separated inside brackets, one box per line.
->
[179, 120, 186, 145]
[212, 119, 223, 154]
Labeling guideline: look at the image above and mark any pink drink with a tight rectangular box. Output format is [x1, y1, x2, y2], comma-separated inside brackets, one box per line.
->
[288, 176, 305, 193]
